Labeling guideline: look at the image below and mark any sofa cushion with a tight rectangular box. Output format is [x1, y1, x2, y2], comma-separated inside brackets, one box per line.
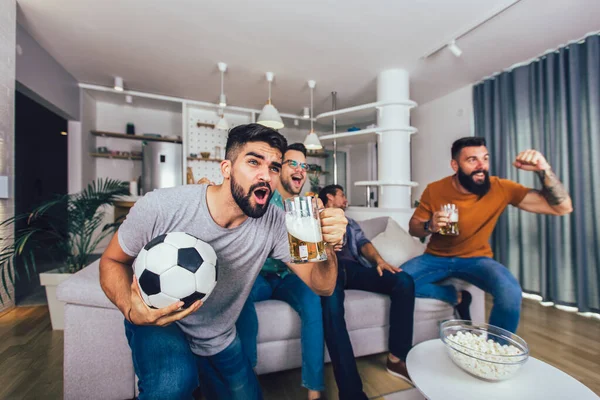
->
[356, 217, 389, 240]
[370, 218, 425, 267]
[256, 290, 454, 343]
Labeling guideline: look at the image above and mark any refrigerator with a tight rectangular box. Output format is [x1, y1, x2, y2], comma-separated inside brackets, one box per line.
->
[142, 141, 183, 194]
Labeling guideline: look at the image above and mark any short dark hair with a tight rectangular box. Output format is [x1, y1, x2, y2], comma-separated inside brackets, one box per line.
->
[285, 143, 307, 158]
[225, 123, 288, 162]
[319, 184, 344, 206]
[451, 137, 486, 160]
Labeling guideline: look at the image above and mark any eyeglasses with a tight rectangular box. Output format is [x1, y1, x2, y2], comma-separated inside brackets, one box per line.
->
[283, 160, 309, 170]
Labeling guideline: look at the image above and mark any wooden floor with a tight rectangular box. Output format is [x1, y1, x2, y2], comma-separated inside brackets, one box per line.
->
[0, 306, 63, 399]
[507, 298, 600, 396]
[0, 298, 599, 400]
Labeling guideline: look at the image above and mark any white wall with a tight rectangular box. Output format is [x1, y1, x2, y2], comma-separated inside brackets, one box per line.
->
[0, 0, 16, 311]
[81, 91, 97, 187]
[67, 120, 82, 194]
[68, 90, 97, 193]
[186, 107, 250, 185]
[410, 84, 474, 202]
[16, 24, 80, 120]
[94, 102, 182, 182]
[348, 143, 376, 206]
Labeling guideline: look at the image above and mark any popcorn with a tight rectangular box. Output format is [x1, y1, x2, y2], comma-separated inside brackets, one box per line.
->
[444, 330, 526, 380]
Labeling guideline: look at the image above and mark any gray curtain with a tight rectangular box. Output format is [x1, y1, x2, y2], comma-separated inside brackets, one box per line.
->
[473, 33, 600, 313]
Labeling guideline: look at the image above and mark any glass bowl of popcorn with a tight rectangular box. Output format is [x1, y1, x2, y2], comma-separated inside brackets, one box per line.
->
[440, 320, 529, 381]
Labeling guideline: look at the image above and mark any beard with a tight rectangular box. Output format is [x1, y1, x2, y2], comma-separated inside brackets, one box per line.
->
[280, 175, 304, 196]
[457, 167, 491, 197]
[230, 173, 273, 218]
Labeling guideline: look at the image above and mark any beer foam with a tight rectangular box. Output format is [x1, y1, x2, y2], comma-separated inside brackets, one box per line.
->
[285, 215, 323, 243]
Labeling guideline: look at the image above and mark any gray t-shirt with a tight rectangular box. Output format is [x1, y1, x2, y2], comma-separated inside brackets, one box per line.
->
[118, 184, 291, 356]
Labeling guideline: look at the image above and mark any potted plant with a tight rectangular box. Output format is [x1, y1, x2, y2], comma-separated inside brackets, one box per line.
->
[309, 174, 321, 195]
[0, 178, 129, 328]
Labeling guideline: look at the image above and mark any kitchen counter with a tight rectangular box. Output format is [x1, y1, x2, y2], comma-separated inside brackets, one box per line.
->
[114, 196, 141, 223]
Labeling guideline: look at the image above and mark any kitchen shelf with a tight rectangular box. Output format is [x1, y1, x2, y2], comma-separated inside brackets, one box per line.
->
[91, 130, 182, 143]
[90, 153, 142, 161]
[354, 180, 418, 187]
[315, 100, 418, 124]
[319, 126, 418, 146]
[187, 157, 223, 162]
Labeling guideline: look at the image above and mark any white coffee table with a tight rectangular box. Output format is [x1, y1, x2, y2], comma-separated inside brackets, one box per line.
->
[406, 339, 599, 400]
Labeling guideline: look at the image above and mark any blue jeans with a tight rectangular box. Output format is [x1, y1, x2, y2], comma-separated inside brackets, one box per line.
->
[236, 273, 325, 391]
[401, 254, 522, 333]
[124, 320, 262, 400]
[321, 259, 415, 400]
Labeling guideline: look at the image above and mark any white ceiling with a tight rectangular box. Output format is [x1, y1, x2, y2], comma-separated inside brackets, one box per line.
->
[16, 0, 600, 122]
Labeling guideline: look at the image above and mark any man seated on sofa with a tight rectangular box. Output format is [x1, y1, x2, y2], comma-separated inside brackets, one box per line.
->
[402, 137, 573, 334]
[235, 143, 326, 400]
[319, 184, 416, 400]
[99, 125, 348, 400]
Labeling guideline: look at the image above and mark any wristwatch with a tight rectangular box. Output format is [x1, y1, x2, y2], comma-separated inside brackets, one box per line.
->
[423, 219, 432, 233]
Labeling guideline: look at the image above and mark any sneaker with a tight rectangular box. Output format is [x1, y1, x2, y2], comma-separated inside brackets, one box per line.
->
[386, 358, 413, 384]
[455, 290, 472, 321]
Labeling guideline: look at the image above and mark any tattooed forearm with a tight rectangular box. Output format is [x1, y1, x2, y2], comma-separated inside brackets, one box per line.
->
[536, 168, 569, 206]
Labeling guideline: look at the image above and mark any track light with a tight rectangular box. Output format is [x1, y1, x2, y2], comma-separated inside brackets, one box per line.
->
[114, 76, 124, 91]
[216, 109, 229, 131]
[303, 80, 322, 150]
[218, 62, 227, 107]
[448, 40, 462, 57]
[125, 95, 133, 104]
[303, 107, 310, 119]
[257, 72, 284, 129]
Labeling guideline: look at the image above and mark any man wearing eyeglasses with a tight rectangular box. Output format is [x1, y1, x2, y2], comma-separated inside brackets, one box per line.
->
[236, 143, 326, 400]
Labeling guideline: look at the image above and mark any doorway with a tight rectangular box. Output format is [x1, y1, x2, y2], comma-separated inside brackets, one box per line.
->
[14, 90, 68, 303]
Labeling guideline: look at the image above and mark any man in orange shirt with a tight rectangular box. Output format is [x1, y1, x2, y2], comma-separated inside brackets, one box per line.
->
[402, 137, 572, 333]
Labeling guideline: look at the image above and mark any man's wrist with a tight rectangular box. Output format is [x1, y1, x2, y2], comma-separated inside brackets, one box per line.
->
[423, 219, 433, 234]
[126, 307, 133, 323]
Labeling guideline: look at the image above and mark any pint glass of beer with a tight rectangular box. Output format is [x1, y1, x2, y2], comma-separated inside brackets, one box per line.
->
[439, 204, 459, 236]
[284, 196, 328, 263]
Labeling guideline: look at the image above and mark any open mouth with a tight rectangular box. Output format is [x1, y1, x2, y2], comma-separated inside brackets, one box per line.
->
[291, 174, 304, 187]
[253, 187, 270, 205]
[472, 172, 485, 179]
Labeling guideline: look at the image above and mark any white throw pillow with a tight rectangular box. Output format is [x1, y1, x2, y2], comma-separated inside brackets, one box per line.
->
[370, 218, 425, 267]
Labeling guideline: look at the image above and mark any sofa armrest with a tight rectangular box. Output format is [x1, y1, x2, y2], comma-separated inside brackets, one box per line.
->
[56, 259, 117, 310]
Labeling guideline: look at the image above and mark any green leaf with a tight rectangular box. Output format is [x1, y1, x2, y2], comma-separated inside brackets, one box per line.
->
[0, 178, 130, 282]
[1, 266, 10, 304]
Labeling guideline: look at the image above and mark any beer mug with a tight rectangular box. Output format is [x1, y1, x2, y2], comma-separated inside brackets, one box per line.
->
[439, 204, 459, 236]
[284, 196, 328, 263]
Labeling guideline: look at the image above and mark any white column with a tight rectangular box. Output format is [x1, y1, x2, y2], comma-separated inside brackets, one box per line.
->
[68, 121, 83, 194]
[376, 69, 412, 208]
[0, 0, 16, 311]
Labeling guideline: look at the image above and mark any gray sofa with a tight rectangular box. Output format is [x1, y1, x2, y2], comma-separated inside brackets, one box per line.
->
[57, 217, 484, 399]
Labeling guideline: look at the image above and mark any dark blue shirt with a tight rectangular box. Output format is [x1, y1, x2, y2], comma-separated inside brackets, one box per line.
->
[339, 217, 373, 268]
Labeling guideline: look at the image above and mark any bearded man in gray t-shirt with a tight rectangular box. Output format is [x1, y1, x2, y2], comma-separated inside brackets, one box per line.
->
[99, 124, 347, 400]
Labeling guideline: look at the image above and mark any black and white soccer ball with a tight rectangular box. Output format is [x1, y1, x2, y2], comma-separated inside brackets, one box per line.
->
[134, 232, 218, 309]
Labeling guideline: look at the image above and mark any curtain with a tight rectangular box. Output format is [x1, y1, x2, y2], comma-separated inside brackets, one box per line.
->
[473, 33, 600, 313]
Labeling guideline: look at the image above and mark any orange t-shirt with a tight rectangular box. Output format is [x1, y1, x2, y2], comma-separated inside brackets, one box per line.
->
[413, 176, 530, 258]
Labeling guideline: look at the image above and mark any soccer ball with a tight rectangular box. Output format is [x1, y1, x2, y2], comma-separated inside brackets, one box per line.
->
[133, 232, 218, 309]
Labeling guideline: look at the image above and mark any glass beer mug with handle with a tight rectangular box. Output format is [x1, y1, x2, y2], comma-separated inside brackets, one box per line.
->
[284, 196, 328, 263]
[439, 203, 459, 236]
